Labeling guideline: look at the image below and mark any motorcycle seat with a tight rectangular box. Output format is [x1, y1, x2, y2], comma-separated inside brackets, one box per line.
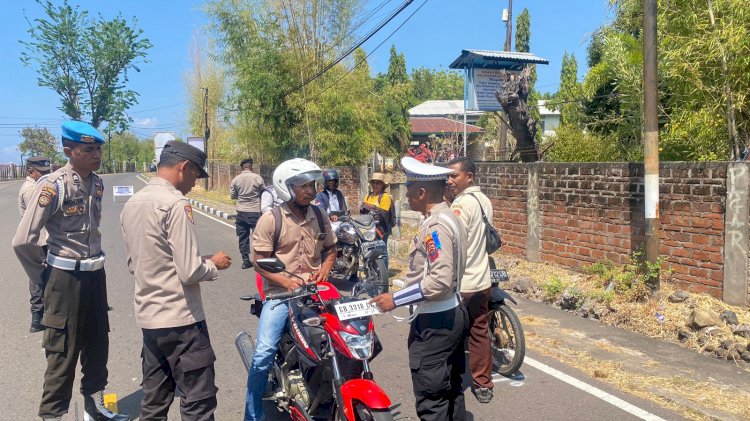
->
[350, 214, 374, 228]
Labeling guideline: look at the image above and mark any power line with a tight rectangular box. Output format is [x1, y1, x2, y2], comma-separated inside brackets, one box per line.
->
[283, 0, 416, 98]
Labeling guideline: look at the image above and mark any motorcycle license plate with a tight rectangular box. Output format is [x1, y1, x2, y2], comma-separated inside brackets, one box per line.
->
[362, 239, 386, 253]
[335, 299, 381, 320]
[491, 269, 509, 282]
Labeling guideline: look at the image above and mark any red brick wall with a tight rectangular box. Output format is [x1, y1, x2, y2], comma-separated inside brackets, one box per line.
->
[476, 162, 729, 298]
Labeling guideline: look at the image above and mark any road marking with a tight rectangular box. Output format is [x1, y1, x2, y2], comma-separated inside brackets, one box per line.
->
[524, 357, 667, 421]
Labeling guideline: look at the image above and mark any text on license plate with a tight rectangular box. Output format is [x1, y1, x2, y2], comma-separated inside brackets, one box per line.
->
[490, 269, 509, 282]
[334, 299, 381, 320]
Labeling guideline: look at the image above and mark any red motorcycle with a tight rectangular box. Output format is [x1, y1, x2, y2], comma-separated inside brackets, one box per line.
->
[236, 258, 393, 421]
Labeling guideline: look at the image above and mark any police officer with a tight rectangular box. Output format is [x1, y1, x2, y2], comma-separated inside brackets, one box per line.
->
[12, 121, 128, 421]
[121, 141, 232, 420]
[230, 157, 265, 269]
[18, 155, 52, 333]
[371, 157, 468, 421]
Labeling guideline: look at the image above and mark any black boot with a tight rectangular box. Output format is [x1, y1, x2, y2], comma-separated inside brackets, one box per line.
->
[83, 391, 130, 421]
[30, 311, 44, 333]
[242, 254, 252, 269]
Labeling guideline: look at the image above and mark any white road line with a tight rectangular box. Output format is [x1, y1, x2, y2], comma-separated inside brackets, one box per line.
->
[192, 206, 235, 229]
[524, 357, 668, 421]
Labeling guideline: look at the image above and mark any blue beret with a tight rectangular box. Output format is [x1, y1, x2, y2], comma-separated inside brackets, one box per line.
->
[61, 121, 105, 144]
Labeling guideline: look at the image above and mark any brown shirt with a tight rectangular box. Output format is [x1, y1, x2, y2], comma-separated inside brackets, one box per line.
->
[18, 176, 48, 246]
[121, 177, 218, 329]
[404, 202, 467, 301]
[252, 203, 336, 296]
[13, 163, 103, 283]
[230, 170, 265, 213]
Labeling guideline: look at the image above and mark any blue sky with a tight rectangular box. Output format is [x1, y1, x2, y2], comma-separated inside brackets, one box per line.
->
[0, 0, 612, 164]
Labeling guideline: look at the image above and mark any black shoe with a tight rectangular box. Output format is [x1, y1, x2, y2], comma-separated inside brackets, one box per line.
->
[30, 312, 44, 333]
[472, 387, 493, 404]
[242, 259, 253, 269]
[83, 391, 130, 420]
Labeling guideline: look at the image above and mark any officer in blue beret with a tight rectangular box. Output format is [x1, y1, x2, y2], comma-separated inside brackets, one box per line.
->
[13, 121, 129, 420]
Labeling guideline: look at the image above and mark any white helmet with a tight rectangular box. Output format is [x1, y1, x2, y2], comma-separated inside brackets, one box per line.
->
[272, 158, 323, 201]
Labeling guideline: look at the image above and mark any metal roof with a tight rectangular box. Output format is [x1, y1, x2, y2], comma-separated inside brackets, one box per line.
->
[409, 100, 483, 118]
[449, 49, 549, 70]
[410, 117, 484, 135]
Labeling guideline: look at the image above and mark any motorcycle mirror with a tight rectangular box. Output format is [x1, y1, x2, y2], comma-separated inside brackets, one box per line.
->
[256, 257, 286, 273]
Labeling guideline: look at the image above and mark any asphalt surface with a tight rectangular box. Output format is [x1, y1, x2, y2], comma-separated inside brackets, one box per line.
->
[0, 173, 686, 420]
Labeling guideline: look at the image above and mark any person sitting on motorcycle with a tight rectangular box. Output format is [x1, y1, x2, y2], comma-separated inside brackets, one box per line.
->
[360, 172, 395, 266]
[315, 169, 347, 231]
[244, 158, 337, 421]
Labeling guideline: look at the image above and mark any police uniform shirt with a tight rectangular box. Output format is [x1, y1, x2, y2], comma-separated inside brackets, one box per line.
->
[252, 203, 336, 296]
[121, 177, 219, 329]
[18, 176, 36, 216]
[13, 163, 104, 283]
[451, 186, 493, 293]
[230, 170, 265, 213]
[403, 202, 467, 301]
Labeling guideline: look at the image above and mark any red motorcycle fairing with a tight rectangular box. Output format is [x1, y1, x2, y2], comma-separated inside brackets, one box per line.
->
[340, 379, 392, 417]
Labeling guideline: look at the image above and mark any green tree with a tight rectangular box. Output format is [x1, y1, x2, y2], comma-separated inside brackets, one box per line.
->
[557, 52, 583, 126]
[411, 67, 464, 102]
[387, 45, 408, 86]
[105, 131, 155, 166]
[18, 127, 62, 163]
[20, 0, 152, 131]
[515, 8, 541, 140]
[378, 45, 413, 152]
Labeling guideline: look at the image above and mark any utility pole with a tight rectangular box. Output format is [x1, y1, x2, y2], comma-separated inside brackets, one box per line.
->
[643, 0, 660, 289]
[202, 87, 210, 189]
[499, 0, 512, 160]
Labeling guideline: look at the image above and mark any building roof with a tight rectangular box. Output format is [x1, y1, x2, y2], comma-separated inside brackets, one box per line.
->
[409, 100, 484, 118]
[449, 49, 549, 70]
[537, 100, 560, 116]
[410, 117, 484, 135]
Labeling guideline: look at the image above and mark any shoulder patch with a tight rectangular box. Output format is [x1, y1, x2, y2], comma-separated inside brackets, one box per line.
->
[424, 231, 441, 263]
[184, 205, 194, 224]
[453, 208, 461, 217]
[38, 194, 51, 207]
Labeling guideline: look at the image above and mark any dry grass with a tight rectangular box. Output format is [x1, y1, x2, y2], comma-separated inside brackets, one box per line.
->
[493, 251, 750, 368]
[527, 335, 750, 421]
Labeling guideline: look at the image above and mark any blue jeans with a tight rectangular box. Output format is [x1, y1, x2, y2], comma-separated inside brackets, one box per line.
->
[244, 299, 288, 421]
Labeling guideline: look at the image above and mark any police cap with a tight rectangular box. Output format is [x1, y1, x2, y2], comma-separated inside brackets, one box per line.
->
[161, 141, 209, 178]
[61, 121, 105, 145]
[240, 158, 253, 167]
[401, 157, 452, 182]
[26, 156, 52, 171]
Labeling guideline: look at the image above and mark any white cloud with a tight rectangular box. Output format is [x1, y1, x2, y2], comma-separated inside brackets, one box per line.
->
[134, 117, 159, 128]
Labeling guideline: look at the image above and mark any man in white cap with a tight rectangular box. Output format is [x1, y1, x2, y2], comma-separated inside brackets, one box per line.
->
[370, 157, 467, 421]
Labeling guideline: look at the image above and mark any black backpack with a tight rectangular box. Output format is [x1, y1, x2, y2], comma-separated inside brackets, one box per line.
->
[468, 193, 502, 254]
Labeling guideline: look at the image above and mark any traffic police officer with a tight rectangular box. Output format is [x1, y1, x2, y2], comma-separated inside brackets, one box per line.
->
[13, 121, 128, 420]
[121, 141, 232, 420]
[371, 157, 468, 421]
[230, 157, 265, 269]
[18, 155, 52, 332]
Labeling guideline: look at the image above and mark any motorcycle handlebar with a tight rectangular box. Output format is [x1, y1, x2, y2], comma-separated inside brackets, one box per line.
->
[266, 287, 303, 301]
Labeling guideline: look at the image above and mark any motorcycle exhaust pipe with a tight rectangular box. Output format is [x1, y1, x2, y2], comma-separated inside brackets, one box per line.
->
[235, 331, 256, 373]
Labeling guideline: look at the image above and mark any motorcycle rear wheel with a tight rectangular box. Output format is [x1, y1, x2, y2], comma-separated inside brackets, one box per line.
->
[334, 402, 394, 421]
[364, 258, 390, 295]
[488, 303, 525, 376]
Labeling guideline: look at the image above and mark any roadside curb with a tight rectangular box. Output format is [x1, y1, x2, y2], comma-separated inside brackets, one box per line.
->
[187, 198, 236, 221]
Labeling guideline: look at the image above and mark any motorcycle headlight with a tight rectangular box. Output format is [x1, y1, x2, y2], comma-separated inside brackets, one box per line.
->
[336, 223, 358, 244]
[359, 226, 377, 241]
[339, 331, 374, 360]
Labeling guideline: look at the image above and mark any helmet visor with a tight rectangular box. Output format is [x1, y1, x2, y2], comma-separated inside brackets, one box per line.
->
[287, 170, 323, 187]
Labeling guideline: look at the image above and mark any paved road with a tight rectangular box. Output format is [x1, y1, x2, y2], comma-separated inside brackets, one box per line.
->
[0, 174, 684, 420]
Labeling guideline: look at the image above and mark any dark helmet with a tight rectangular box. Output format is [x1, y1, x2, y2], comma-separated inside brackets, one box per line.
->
[322, 169, 340, 188]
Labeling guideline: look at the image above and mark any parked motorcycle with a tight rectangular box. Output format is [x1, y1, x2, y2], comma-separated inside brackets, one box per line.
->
[487, 259, 526, 376]
[329, 211, 390, 295]
[236, 258, 393, 421]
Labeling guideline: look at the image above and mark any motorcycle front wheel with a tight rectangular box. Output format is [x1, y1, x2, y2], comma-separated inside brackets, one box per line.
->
[364, 258, 389, 295]
[334, 402, 394, 421]
[488, 303, 526, 376]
